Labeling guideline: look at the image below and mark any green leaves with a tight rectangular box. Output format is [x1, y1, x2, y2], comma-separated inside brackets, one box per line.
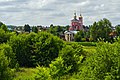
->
[8, 32, 64, 67]
[24, 24, 30, 33]
[78, 42, 120, 80]
[1, 24, 8, 32]
[90, 18, 112, 41]
[74, 30, 84, 42]
[0, 44, 13, 80]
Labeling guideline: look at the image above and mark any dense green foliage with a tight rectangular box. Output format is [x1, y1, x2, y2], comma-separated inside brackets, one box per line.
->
[90, 18, 112, 41]
[1, 24, 8, 32]
[0, 29, 15, 44]
[77, 42, 120, 80]
[35, 43, 84, 80]
[0, 44, 17, 68]
[48, 25, 66, 36]
[8, 32, 64, 67]
[24, 24, 30, 33]
[32, 26, 38, 33]
[0, 44, 13, 80]
[78, 42, 96, 46]
[74, 30, 84, 42]
[0, 21, 3, 27]
[115, 25, 120, 36]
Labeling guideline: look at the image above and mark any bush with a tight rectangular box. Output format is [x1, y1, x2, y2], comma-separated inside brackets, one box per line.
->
[8, 32, 64, 67]
[0, 45, 13, 80]
[77, 42, 120, 80]
[8, 33, 37, 67]
[0, 44, 17, 68]
[0, 29, 15, 44]
[34, 32, 64, 67]
[49, 57, 71, 79]
[35, 66, 51, 80]
[78, 42, 96, 46]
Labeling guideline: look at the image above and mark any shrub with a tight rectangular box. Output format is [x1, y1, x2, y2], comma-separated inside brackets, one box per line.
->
[8, 32, 64, 67]
[49, 57, 71, 79]
[0, 45, 13, 80]
[34, 32, 64, 67]
[35, 66, 51, 80]
[0, 44, 17, 68]
[78, 42, 120, 80]
[0, 29, 15, 44]
[49, 43, 84, 79]
[78, 42, 96, 46]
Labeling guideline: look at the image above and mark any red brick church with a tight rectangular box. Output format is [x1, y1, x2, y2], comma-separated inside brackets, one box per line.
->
[69, 12, 83, 31]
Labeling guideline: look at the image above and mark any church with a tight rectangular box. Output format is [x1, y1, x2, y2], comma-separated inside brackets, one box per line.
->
[69, 12, 83, 31]
[64, 12, 84, 41]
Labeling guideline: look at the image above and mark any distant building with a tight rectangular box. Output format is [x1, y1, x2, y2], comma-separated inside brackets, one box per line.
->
[64, 31, 74, 41]
[69, 12, 83, 31]
[65, 12, 84, 41]
[64, 31, 78, 41]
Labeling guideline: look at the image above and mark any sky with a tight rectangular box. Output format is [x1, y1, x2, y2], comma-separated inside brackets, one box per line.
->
[0, 0, 119, 26]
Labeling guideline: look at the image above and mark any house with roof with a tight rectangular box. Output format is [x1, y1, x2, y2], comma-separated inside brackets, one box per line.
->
[64, 11, 84, 41]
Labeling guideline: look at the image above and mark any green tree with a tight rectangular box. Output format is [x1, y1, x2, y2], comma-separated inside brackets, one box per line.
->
[1, 24, 8, 32]
[8, 33, 37, 67]
[32, 26, 38, 33]
[49, 43, 84, 79]
[115, 25, 120, 36]
[34, 32, 64, 67]
[0, 29, 15, 44]
[78, 42, 120, 80]
[90, 18, 112, 41]
[0, 44, 17, 68]
[0, 21, 3, 27]
[8, 32, 64, 67]
[74, 30, 84, 42]
[65, 25, 70, 30]
[0, 44, 13, 80]
[48, 25, 64, 36]
[24, 24, 30, 33]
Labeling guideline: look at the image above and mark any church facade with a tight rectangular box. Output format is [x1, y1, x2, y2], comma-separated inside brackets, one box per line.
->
[69, 12, 83, 31]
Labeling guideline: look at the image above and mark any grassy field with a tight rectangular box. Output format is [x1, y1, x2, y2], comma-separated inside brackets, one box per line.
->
[13, 68, 37, 80]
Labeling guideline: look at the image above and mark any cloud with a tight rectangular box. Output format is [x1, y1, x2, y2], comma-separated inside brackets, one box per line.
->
[0, 0, 119, 26]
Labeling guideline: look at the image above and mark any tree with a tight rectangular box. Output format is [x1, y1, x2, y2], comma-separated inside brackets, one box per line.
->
[0, 44, 13, 80]
[8, 33, 37, 67]
[48, 25, 64, 36]
[32, 26, 38, 33]
[1, 24, 8, 32]
[0, 44, 17, 68]
[8, 32, 64, 67]
[65, 25, 70, 30]
[78, 42, 120, 80]
[24, 24, 30, 33]
[90, 18, 112, 41]
[115, 25, 120, 36]
[0, 29, 15, 44]
[49, 43, 84, 79]
[0, 21, 3, 27]
[34, 32, 64, 67]
[74, 30, 84, 42]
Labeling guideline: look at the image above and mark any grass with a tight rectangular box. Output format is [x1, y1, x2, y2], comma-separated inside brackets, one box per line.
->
[83, 46, 96, 55]
[13, 68, 37, 80]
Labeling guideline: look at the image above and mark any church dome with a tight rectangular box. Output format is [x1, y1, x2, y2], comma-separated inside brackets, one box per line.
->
[79, 14, 82, 18]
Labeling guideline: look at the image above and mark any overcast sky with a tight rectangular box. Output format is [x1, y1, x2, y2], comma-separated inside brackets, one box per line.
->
[0, 0, 119, 26]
